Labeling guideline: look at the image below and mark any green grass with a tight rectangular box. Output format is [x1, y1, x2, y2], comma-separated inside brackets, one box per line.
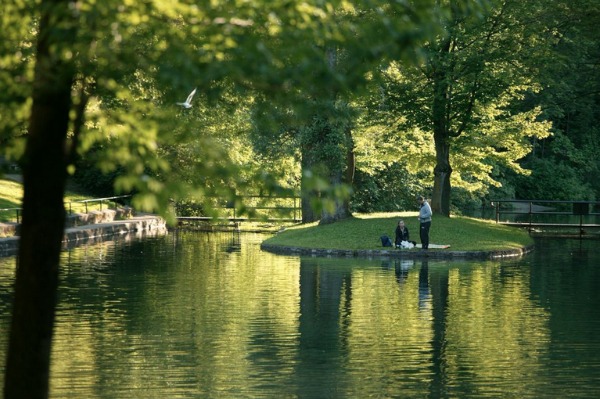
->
[263, 212, 533, 252]
[0, 178, 22, 210]
[0, 176, 107, 222]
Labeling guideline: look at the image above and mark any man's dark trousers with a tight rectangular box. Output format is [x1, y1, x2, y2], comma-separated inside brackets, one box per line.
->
[420, 221, 431, 249]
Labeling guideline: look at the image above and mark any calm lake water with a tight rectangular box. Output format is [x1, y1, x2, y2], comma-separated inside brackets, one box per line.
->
[1, 231, 599, 398]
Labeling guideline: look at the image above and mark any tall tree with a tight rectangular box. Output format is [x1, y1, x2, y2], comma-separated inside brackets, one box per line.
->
[300, 102, 354, 224]
[368, 0, 553, 216]
[249, 1, 450, 223]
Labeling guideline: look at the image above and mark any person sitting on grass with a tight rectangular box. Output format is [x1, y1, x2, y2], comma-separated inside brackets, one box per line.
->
[395, 220, 416, 248]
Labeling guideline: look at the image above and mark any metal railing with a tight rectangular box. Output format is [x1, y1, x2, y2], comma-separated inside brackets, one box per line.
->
[491, 199, 600, 236]
[0, 207, 21, 223]
[177, 194, 302, 224]
[67, 195, 132, 215]
[0, 195, 132, 224]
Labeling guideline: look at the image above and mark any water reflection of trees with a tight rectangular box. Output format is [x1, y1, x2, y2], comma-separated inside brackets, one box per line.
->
[296, 257, 550, 397]
[27, 234, 552, 397]
[296, 259, 353, 397]
[442, 263, 550, 397]
[50, 233, 304, 397]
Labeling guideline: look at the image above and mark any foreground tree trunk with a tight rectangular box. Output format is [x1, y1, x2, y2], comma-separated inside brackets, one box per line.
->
[4, 1, 76, 398]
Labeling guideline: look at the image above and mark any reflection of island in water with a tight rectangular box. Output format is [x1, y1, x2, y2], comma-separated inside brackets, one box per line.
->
[260, 254, 551, 398]
[300, 256, 503, 397]
[298, 257, 446, 396]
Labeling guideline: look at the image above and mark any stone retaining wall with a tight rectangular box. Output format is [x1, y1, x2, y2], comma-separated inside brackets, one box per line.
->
[260, 243, 534, 260]
[65, 207, 133, 228]
[0, 214, 167, 257]
[63, 216, 166, 243]
[0, 207, 134, 237]
[0, 223, 16, 238]
[0, 237, 19, 257]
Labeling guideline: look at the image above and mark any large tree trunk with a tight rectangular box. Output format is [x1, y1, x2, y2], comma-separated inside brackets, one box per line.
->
[319, 169, 348, 224]
[344, 129, 355, 214]
[320, 126, 354, 224]
[431, 139, 452, 217]
[300, 153, 320, 223]
[317, 46, 352, 225]
[300, 121, 354, 225]
[4, 1, 76, 398]
[430, 39, 453, 217]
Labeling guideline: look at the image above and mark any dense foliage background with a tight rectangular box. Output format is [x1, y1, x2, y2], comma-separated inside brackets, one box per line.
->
[2, 0, 598, 218]
[2, 1, 600, 397]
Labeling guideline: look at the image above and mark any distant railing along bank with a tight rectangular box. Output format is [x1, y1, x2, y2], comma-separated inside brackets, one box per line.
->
[0, 195, 132, 224]
[66, 195, 132, 215]
[177, 194, 302, 225]
[491, 199, 600, 236]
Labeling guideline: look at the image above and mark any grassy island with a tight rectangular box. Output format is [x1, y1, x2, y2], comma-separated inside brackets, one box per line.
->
[263, 212, 533, 252]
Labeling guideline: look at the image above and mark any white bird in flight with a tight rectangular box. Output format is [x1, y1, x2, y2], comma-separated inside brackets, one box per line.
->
[177, 88, 197, 108]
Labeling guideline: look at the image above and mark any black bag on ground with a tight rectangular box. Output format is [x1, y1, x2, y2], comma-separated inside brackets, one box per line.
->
[380, 235, 393, 247]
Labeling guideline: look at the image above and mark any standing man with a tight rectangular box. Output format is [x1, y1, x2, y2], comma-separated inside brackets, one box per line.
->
[418, 196, 432, 250]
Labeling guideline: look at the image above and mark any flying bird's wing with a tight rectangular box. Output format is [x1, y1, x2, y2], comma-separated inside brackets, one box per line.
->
[185, 88, 197, 104]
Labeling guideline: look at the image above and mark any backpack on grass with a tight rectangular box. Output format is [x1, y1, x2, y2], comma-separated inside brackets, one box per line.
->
[380, 235, 393, 247]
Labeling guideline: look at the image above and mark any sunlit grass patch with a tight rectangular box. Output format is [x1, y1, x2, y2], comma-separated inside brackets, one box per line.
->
[264, 213, 533, 252]
[1, 177, 115, 222]
[0, 178, 23, 209]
